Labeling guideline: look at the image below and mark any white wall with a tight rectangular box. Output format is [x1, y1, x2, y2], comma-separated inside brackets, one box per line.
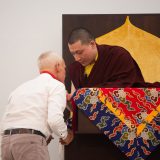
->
[0, 0, 159, 160]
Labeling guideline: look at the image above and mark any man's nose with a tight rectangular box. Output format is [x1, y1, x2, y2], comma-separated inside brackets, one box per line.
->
[74, 54, 80, 61]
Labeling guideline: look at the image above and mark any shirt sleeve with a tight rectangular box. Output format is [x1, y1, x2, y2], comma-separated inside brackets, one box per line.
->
[47, 82, 68, 140]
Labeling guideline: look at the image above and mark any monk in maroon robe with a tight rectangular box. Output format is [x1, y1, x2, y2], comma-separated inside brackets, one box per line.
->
[66, 28, 160, 160]
[69, 44, 146, 88]
[68, 28, 160, 89]
[68, 28, 148, 89]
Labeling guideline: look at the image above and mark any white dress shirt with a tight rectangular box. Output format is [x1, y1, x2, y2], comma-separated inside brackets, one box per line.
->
[1, 73, 68, 139]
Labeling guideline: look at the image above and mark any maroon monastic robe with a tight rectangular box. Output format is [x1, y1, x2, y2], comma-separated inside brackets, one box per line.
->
[69, 44, 160, 160]
[69, 44, 147, 89]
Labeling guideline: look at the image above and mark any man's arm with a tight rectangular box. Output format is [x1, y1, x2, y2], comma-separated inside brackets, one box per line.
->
[47, 83, 73, 145]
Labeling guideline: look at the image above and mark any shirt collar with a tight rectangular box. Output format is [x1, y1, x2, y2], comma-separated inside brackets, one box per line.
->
[90, 52, 98, 65]
[40, 71, 58, 80]
[84, 53, 98, 77]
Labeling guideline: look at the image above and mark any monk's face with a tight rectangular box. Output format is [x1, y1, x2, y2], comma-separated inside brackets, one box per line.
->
[68, 40, 97, 66]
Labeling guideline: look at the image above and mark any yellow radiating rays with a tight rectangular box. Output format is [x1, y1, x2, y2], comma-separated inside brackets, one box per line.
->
[96, 16, 160, 83]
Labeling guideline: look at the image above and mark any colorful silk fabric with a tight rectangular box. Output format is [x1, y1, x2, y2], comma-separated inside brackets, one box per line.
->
[72, 88, 160, 160]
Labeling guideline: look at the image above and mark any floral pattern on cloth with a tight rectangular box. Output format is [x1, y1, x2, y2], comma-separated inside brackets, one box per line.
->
[72, 88, 160, 160]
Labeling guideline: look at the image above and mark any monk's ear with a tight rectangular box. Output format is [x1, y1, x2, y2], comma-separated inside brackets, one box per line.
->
[90, 40, 96, 48]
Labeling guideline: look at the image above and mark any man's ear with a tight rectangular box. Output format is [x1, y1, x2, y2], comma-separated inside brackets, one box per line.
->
[55, 62, 60, 72]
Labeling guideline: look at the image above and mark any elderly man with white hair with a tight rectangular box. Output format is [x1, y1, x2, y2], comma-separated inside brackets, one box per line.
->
[1, 51, 73, 160]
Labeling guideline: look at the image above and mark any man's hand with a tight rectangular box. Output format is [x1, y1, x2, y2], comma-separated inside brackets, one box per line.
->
[59, 129, 74, 145]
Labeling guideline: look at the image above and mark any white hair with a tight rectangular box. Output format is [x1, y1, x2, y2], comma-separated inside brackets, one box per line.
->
[37, 51, 63, 71]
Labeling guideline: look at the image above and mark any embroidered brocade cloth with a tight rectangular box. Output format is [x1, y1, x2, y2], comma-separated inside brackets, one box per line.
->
[72, 88, 160, 160]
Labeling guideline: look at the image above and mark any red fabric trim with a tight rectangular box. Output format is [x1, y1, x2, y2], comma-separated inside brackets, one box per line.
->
[40, 71, 58, 80]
